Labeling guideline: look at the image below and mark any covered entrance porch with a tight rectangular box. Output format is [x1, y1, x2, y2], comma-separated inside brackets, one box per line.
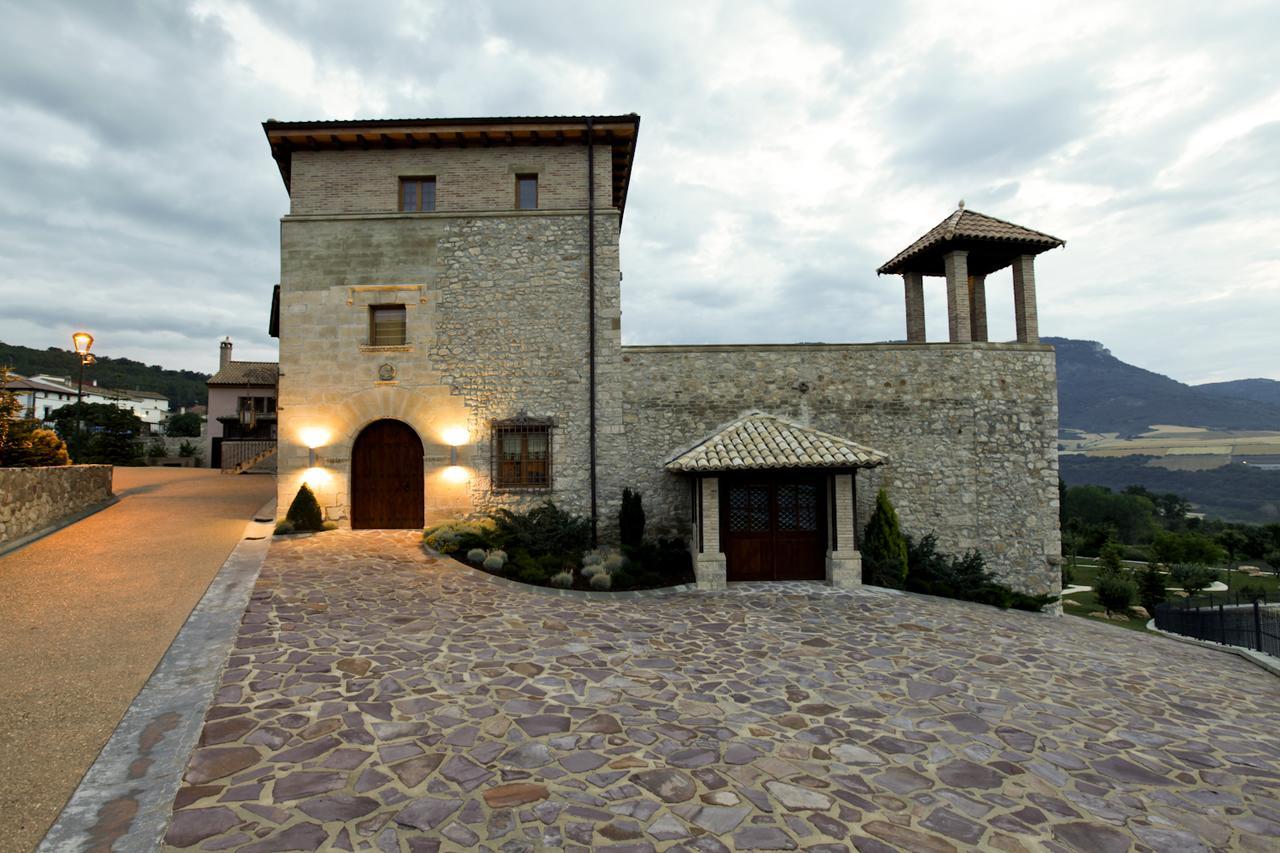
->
[665, 412, 887, 590]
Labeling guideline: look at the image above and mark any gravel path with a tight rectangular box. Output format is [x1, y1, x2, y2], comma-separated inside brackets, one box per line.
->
[166, 530, 1280, 851]
[0, 467, 276, 852]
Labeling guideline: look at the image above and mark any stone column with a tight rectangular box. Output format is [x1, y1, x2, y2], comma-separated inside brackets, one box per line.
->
[944, 250, 971, 343]
[968, 275, 988, 342]
[826, 472, 862, 588]
[903, 271, 926, 342]
[694, 475, 727, 590]
[1012, 255, 1039, 343]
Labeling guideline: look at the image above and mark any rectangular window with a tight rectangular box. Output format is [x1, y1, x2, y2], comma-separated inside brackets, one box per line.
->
[399, 177, 436, 212]
[516, 174, 538, 210]
[369, 304, 407, 346]
[493, 419, 552, 488]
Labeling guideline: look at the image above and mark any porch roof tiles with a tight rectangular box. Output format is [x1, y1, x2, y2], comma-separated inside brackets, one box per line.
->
[665, 412, 888, 472]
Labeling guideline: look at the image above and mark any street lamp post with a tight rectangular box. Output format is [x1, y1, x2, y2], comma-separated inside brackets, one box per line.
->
[72, 331, 94, 462]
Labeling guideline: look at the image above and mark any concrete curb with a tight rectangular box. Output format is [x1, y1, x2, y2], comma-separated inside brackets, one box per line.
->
[1145, 619, 1280, 677]
[39, 498, 277, 853]
[0, 495, 120, 558]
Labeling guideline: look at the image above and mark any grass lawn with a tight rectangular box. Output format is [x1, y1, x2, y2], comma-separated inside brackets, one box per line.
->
[1060, 558, 1280, 633]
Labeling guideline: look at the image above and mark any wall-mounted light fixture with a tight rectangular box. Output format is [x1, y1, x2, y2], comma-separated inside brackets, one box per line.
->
[443, 426, 469, 482]
[300, 427, 331, 469]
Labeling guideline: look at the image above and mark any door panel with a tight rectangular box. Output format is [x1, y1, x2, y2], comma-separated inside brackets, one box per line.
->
[351, 419, 424, 529]
[722, 474, 826, 582]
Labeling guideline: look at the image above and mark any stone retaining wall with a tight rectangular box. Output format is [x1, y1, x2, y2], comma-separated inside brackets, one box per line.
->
[0, 464, 114, 547]
[612, 342, 1061, 597]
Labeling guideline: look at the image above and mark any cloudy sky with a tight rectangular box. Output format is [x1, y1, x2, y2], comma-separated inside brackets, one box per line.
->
[1, 1, 1276, 383]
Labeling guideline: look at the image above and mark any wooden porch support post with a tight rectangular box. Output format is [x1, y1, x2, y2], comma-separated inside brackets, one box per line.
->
[826, 472, 861, 588]
[694, 475, 727, 590]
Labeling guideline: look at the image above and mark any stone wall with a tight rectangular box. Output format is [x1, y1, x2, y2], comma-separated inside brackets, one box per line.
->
[276, 210, 621, 526]
[288, 145, 614, 216]
[614, 342, 1061, 596]
[0, 464, 114, 548]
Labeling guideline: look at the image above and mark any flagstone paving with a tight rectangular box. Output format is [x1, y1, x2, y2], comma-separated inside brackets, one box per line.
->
[163, 530, 1280, 851]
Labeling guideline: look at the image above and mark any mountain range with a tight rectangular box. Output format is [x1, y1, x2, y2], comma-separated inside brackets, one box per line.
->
[1047, 337, 1280, 434]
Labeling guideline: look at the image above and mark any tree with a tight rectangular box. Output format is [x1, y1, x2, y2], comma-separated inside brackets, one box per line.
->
[166, 412, 202, 437]
[0, 417, 71, 467]
[47, 402, 143, 465]
[285, 483, 325, 531]
[1095, 572, 1137, 616]
[1098, 540, 1125, 576]
[619, 488, 646, 548]
[863, 489, 908, 588]
[1137, 561, 1167, 616]
[0, 365, 23, 457]
[1217, 528, 1248, 586]
[1169, 563, 1217, 597]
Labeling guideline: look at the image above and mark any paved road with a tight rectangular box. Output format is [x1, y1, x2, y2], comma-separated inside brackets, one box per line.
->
[0, 467, 275, 853]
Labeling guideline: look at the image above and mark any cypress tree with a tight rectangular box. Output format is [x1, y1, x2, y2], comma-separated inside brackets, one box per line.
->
[619, 488, 646, 548]
[286, 483, 325, 532]
[863, 488, 908, 588]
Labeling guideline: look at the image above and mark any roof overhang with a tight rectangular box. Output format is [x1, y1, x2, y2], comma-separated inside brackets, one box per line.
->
[262, 114, 641, 216]
[665, 412, 889, 473]
[877, 207, 1064, 277]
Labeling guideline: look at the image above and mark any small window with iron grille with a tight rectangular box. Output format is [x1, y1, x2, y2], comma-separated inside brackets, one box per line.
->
[492, 415, 553, 489]
[369, 304, 406, 346]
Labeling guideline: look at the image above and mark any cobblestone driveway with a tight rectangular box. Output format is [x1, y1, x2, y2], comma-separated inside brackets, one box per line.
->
[164, 531, 1280, 851]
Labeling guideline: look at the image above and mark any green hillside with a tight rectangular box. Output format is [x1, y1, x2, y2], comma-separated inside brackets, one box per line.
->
[0, 340, 209, 410]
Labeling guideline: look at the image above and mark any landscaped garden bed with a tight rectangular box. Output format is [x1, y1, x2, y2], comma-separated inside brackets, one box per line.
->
[424, 494, 694, 592]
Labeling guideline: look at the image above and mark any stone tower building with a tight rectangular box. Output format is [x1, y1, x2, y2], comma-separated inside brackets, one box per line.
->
[263, 115, 1062, 599]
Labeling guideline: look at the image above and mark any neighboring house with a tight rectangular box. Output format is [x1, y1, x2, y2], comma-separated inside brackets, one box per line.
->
[206, 338, 278, 468]
[263, 114, 1062, 598]
[11, 374, 170, 433]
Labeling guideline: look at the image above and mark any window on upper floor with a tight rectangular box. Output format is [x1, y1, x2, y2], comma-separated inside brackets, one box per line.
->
[400, 177, 436, 212]
[516, 174, 538, 210]
[492, 417, 552, 489]
[369, 304, 407, 346]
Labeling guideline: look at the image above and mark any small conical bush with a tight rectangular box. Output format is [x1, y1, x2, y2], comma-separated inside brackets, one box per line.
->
[286, 483, 325, 532]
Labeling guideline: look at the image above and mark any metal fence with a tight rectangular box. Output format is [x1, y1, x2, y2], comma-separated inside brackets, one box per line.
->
[219, 439, 276, 474]
[1154, 590, 1280, 657]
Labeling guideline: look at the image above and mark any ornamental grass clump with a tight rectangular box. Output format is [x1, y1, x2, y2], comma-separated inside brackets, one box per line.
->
[589, 572, 613, 590]
[549, 571, 574, 588]
[466, 548, 487, 564]
[483, 552, 506, 571]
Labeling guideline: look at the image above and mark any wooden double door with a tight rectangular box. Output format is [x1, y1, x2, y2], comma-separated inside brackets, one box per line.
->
[722, 473, 827, 581]
[351, 419, 424, 529]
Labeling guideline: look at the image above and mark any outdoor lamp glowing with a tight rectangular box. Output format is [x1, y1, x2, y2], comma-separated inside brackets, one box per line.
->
[442, 465, 469, 484]
[443, 426, 468, 465]
[299, 427, 330, 467]
[72, 331, 94, 356]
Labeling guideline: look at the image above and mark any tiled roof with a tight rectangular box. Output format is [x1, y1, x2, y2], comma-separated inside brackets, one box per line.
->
[208, 361, 278, 387]
[877, 206, 1064, 274]
[665, 412, 888, 472]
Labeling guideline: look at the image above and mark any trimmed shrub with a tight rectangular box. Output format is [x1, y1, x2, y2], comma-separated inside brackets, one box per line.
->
[619, 488, 646, 548]
[483, 553, 506, 571]
[286, 484, 325, 532]
[549, 571, 573, 588]
[274, 519, 296, 535]
[1095, 573, 1137, 615]
[589, 572, 613, 590]
[863, 489, 908, 588]
[466, 548, 487, 564]
[493, 502, 591, 557]
[581, 562, 603, 578]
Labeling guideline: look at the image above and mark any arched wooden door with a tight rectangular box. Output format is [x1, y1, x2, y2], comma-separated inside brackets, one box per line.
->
[350, 419, 424, 529]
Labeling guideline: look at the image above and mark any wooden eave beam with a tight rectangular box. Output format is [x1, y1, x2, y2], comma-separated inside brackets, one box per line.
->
[356, 134, 370, 151]
[329, 134, 345, 150]
[406, 132, 418, 149]
[379, 133, 393, 149]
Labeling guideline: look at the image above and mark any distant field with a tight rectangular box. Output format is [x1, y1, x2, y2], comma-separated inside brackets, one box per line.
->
[1059, 424, 1280, 471]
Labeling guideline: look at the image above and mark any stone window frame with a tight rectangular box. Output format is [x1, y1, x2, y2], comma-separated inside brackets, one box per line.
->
[491, 413, 555, 491]
[399, 176, 436, 212]
[368, 304, 407, 347]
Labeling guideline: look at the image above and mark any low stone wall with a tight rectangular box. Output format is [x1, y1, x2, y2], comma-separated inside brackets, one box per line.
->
[0, 465, 114, 548]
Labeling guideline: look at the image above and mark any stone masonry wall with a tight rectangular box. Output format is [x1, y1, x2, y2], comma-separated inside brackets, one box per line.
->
[289, 146, 614, 216]
[276, 211, 621, 525]
[0, 464, 113, 547]
[615, 343, 1061, 596]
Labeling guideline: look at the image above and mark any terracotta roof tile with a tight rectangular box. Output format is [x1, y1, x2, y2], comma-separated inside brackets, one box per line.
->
[665, 412, 888, 472]
[207, 361, 278, 387]
[877, 207, 1064, 274]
